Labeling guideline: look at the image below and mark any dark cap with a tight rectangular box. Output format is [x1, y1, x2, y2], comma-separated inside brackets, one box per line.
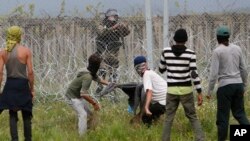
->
[216, 26, 230, 37]
[134, 56, 146, 66]
[174, 28, 188, 43]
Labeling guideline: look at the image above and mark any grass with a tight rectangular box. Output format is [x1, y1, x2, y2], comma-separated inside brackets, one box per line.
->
[0, 96, 250, 141]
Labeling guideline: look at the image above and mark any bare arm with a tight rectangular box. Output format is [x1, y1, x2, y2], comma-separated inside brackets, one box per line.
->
[99, 79, 109, 85]
[0, 51, 4, 91]
[81, 93, 100, 111]
[144, 89, 153, 115]
[26, 49, 34, 94]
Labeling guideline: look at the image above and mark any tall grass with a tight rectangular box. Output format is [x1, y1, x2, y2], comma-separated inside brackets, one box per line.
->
[0, 97, 250, 141]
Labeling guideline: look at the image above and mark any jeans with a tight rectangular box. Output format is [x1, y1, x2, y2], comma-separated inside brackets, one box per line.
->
[216, 83, 250, 141]
[162, 93, 204, 141]
[69, 98, 92, 136]
[9, 110, 32, 141]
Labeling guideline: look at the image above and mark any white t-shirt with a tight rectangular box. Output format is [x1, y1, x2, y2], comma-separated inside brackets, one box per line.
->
[143, 70, 167, 105]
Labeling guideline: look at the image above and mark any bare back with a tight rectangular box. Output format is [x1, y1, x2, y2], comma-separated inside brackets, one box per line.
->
[5, 45, 29, 78]
[2, 45, 29, 64]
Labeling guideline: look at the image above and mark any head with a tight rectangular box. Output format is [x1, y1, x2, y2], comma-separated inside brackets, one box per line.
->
[6, 26, 23, 52]
[134, 56, 148, 77]
[173, 28, 188, 45]
[104, 9, 119, 26]
[216, 26, 230, 46]
[87, 53, 102, 76]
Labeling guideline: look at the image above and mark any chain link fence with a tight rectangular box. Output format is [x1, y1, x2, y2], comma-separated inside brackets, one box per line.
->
[168, 0, 250, 94]
[0, 0, 249, 102]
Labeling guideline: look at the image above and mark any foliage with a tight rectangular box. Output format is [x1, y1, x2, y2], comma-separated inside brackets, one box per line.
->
[0, 97, 250, 141]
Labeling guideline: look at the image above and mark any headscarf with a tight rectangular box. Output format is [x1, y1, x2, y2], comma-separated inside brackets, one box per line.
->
[134, 62, 148, 77]
[87, 63, 100, 79]
[6, 26, 22, 52]
[87, 53, 102, 78]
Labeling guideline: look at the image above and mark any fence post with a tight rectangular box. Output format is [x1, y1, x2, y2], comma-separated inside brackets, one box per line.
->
[145, 0, 153, 68]
[163, 0, 169, 48]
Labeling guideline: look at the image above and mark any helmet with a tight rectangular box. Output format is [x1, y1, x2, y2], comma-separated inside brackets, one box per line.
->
[105, 9, 119, 17]
[216, 26, 230, 37]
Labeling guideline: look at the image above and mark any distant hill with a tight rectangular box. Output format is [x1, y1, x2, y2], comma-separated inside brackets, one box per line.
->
[236, 7, 250, 13]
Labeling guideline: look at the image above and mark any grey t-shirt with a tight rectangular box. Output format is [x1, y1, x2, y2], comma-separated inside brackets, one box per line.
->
[208, 43, 247, 95]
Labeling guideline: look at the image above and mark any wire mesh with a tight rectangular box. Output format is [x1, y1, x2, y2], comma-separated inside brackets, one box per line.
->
[0, 0, 249, 102]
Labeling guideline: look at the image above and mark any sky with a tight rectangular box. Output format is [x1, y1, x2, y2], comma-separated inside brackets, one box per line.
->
[0, 0, 249, 17]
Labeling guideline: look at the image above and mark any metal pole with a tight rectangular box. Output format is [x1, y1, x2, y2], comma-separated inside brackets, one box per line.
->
[163, 0, 169, 48]
[145, 0, 153, 68]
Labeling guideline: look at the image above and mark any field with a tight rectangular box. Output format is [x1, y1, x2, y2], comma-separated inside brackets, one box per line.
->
[0, 95, 250, 141]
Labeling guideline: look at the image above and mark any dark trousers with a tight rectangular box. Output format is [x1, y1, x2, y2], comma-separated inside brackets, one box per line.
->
[9, 110, 32, 141]
[142, 102, 166, 126]
[216, 83, 250, 141]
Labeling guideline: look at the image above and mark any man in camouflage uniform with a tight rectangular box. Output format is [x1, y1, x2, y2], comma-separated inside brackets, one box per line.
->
[95, 8, 130, 93]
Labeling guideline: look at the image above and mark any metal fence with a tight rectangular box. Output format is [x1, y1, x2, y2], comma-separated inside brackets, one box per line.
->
[0, 0, 250, 102]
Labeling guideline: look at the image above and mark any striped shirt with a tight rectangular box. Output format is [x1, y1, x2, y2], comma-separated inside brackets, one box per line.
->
[159, 46, 202, 93]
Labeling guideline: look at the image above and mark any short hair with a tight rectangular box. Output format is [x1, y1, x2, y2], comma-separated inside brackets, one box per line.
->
[173, 28, 188, 43]
[88, 53, 102, 66]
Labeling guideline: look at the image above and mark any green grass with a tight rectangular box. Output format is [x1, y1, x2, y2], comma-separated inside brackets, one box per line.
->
[0, 97, 250, 141]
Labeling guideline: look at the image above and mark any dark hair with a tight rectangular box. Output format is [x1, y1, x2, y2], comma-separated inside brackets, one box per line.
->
[174, 28, 188, 43]
[217, 35, 229, 46]
[88, 53, 102, 65]
[87, 53, 102, 78]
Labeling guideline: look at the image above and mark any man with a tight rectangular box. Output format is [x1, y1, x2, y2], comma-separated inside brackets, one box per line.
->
[159, 28, 204, 141]
[133, 56, 167, 126]
[0, 26, 34, 141]
[65, 53, 109, 135]
[95, 8, 130, 93]
[207, 25, 249, 141]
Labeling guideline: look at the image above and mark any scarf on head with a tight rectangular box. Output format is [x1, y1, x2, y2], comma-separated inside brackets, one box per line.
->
[87, 63, 100, 79]
[134, 62, 148, 77]
[6, 26, 22, 52]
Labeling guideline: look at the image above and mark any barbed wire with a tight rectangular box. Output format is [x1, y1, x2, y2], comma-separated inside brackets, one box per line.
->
[0, 12, 249, 103]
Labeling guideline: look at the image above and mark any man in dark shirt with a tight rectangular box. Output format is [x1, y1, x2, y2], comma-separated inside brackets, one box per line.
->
[95, 8, 130, 93]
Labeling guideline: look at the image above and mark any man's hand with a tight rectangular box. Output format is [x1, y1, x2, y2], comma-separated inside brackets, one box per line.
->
[197, 93, 203, 106]
[31, 90, 35, 102]
[93, 103, 101, 111]
[206, 94, 211, 100]
[145, 107, 152, 116]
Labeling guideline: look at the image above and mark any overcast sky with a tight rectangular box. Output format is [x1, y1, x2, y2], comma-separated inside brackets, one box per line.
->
[0, 0, 249, 17]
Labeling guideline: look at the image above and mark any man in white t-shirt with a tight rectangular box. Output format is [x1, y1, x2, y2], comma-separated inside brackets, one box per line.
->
[133, 56, 167, 126]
